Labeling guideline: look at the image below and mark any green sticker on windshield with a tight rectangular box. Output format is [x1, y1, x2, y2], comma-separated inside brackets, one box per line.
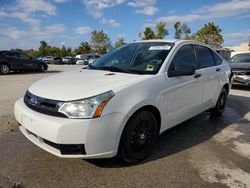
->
[146, 64, 154, 71]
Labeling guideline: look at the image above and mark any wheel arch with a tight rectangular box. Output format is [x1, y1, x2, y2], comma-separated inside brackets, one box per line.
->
[116, 104, 162, 155]
[129, 105, 161, 131]
[223, 83, 230, 94]
[0, 61, 10, 67]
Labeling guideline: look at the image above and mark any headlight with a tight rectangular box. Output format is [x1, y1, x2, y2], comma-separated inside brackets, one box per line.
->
[58, 91, 114, 119]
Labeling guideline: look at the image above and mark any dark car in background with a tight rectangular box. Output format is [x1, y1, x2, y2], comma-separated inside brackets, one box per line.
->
[0, 51, 48, 75]
[229, 52, 250, 86]
[51, 57, 63, 64]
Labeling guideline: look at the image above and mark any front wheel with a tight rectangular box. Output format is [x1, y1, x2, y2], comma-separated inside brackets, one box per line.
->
[210, 88, 228, 116]
[0, 64, 10, 74]
[37, 64, 45, 72]
[118, 111, 159, 163]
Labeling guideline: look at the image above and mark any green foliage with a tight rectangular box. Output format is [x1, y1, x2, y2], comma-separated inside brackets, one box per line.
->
[140, 22, 168, 40]
[25, 30, 112, 57]
[90, 30, 112, 54]
[27, 49, 40, 57]
[74, 42, 92, 55]
[60, 45, 68, 57]
[114, 37, 125, 48]
[155, 22, 168, 39]
[174, 22, 191, 39]
[26, 41, 73, 57]
[192, 22, 224, 48]
[38, 41, 48, 56]
[140, 27, 155, 40]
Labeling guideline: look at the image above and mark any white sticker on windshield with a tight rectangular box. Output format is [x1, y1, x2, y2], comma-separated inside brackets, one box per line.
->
[149, 46, 171, 51]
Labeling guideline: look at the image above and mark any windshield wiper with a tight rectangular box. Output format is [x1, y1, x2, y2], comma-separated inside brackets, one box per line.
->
[96, 66, 133, 74]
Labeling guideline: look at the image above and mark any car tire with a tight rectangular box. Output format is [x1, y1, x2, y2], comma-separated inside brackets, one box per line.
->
[0, 64, 10, 74]
[118, 111, 159, 163]
[38, 64, 45, 72]
[210, 88, 228, 116]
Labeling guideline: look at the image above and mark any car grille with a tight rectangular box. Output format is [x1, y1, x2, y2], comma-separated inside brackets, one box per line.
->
[24, 91, 67, 118]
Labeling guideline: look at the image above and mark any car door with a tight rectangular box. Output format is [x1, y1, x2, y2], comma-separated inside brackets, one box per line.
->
[162, 44, 203, 128]
[17, 53, 36, 69]
[4, 51, 21, 70]
[194, 45, 220, 109]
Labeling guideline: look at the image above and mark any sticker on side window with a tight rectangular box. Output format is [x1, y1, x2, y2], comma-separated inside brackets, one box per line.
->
[149, 46, 171, 50]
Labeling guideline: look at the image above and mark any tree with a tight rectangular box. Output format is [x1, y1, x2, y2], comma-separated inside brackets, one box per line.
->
[60, 45, 68, 57]
[38, 41, 48, 56]
[114, 37, 125, 48]
[155, 22, 168, 39]
[174, 22, 191, 39]
[140, 27, 155, 40]
[192, 22, 224, 48]
[27, 49, 40, 57]
[90, 30, 112, 54]
[74, 42, 92, 55]
[140, 22, 168, 40]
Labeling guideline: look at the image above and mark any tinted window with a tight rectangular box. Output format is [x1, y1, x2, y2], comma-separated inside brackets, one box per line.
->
[18, 53, 30, 60]
[229, 53, 250, 63]
[5, 52, 19, 58]
[169, 44, 197, 71]
[237, 53, 250, 63]
[194, 45, 215, 68]
[212, 51, 223, 65]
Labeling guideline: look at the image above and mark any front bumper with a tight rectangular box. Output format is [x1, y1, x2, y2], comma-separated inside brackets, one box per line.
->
[14, 98, 126, 158]
[232, 74, 250, 86]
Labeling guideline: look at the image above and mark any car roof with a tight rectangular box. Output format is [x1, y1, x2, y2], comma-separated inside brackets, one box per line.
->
[135, 39, 207, 44]
[134, 39, 216, 50]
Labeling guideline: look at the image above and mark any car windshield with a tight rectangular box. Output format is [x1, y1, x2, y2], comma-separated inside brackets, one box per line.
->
[229, 53, 250, 63]
[89, 42, 174, 75]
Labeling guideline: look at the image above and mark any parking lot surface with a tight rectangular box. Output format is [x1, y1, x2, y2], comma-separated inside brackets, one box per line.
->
[0, 65, 250, 188]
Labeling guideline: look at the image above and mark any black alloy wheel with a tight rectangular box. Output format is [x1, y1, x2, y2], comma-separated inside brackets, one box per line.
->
[210, 88, 228, 116]
[0, 64, 10, 74]
[119, 111, 159, 163]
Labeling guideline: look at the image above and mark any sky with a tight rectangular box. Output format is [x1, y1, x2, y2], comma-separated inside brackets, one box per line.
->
[0, 0, 250, 50]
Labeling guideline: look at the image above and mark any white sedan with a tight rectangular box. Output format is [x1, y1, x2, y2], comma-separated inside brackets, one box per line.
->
[14, 40, 231, 163]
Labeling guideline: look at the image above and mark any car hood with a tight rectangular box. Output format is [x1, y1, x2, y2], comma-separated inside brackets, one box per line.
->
[28, 68, 150, 101]
[230, 63, 250, 71]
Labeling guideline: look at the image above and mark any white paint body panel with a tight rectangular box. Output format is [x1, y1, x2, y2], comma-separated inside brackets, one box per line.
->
[14, 40, 231, 158]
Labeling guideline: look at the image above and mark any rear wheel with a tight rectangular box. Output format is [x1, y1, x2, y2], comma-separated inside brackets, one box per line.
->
[0, 64, 10, 74]
[210, 88, 228, 116]
[119, 111, 159, 163]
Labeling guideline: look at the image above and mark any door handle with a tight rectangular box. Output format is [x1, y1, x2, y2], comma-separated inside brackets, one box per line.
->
[216, 68, 221, 72]
[194, 73, 202, 78]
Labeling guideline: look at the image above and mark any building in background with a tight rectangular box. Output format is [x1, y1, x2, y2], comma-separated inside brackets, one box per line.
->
[225, 42, 249, 52]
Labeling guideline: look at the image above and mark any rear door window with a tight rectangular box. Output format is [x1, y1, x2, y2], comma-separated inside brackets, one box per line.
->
[194, 45, 215, 68]
[211, 50, 223, 65]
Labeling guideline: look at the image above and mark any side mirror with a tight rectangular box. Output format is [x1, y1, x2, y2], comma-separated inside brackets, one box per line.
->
[168, 64, 195, 77]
